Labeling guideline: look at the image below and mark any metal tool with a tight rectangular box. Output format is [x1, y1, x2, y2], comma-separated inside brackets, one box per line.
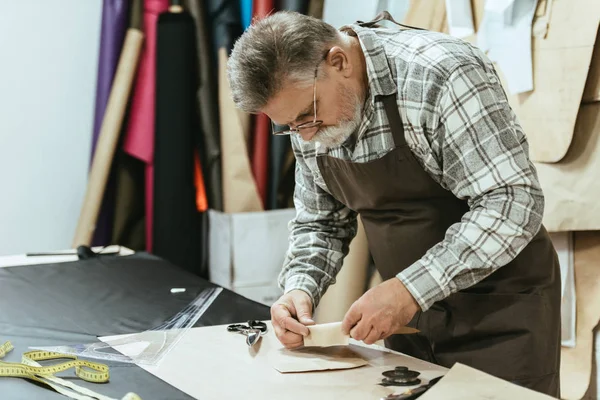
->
[227, 320, 268, 347]
[380, 375, 443, 400]
[378, 366, 421, 387]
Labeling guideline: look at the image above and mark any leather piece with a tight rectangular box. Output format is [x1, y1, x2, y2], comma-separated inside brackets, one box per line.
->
[153, 10, 208, 278]
[90, 0, 130, 247]
[0, 253, 270, 399]
[122, 0, 169, 252]
[266, 0, 309, 210]
[252, 113, 270, 208]
[276, 0, 309, 13]
[304, 322, 349, 347]
[241, 0, 253, 29]
[183, 0, 224, 211]
[250, 1, 275, 208]
[206, 0, 243, 56]
[92, 0, 130, 157]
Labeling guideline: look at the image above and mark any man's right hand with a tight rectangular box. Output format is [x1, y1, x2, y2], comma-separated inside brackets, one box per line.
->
[270, 289, 315, 349]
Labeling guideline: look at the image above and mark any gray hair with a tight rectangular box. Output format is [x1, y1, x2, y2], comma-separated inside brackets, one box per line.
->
[227, 11, 342, 113]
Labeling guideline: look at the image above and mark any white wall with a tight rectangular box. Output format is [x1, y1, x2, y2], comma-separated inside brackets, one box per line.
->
[0, 1, 102, 255]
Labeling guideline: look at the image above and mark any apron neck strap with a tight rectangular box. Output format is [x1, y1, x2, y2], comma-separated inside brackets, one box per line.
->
[381, 95, 407, 147]
[356, 11, 424, 31]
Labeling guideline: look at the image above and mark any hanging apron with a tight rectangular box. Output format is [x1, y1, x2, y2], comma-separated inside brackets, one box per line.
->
[316, 88, 561, 395]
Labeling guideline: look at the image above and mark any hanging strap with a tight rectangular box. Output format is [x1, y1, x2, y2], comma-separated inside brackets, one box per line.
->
[381, 95, 407, 147]
[356, 10, 424, 31]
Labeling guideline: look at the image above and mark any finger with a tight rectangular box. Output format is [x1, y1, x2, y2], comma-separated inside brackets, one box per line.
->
[293, 296, 315, 326]
[271, 303, 291, 330]
[349, 320, 370, 341]
[342, 302, 362, 334]
[274, 323, 305, 346]
[272, 303, 309, 336]
[363, 327, 381, 345]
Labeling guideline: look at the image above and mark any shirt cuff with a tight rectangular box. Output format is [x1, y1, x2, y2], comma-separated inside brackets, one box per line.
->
[396, 260, 451, 312]
[283, 274, 323, 311]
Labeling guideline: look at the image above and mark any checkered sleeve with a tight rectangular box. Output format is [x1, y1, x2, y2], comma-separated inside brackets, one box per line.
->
[278, 136, 358, 309]
[396, 61, 545, 311]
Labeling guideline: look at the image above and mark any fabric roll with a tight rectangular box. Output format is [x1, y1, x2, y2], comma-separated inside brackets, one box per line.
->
[183, 0, 224, 211]
[218, 48, 263, 213]
[90, 0, 130, 246]
[276, 0, 309, 13]
[241, 0, 253, 29]
[122, 0, 169, 252]
[252, 114, 270, 208]
[72, 0, 145, 248]
[307, 0, 324, 18]
[253, 0, 275, 17]
[92, 0, 130, 157]
[251, 0, 275, 208]
[153, 7, 207, 278]
[111, 152, 146, 250]
[207, 0, 243, 58]
[267, 0, 309, 209]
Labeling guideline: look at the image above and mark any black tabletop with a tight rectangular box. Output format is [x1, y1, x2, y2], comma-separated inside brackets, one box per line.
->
[0, 252, 271, 399]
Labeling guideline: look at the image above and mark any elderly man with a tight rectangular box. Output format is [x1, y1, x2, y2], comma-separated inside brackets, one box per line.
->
[227, 11, 560, 396]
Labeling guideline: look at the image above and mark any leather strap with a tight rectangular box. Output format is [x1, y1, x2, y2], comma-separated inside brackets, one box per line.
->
[356, 10, 424, 31]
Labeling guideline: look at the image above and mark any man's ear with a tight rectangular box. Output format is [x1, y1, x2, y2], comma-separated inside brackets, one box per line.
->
[326, 46, 352, 77]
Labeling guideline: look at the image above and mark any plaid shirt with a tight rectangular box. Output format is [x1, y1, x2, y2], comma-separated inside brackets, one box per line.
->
[279, 24, 544, 312]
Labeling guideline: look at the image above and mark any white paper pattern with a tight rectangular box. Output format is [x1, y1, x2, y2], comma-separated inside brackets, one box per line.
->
[477, 0, 539, 94]
[445, 0, 475, 38]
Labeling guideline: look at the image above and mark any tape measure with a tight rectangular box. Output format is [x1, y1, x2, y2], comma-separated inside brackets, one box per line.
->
[0, 340, 142, 400]
[0, 340, 109, 383]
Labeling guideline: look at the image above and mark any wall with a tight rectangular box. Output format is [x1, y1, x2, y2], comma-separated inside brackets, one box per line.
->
[0, 1, 102, 255]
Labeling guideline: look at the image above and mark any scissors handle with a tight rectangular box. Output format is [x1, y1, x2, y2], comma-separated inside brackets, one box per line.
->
[247, 320, 267, 332]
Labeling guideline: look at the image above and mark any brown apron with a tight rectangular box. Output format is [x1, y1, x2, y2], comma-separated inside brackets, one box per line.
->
[316, 95, 561, 396]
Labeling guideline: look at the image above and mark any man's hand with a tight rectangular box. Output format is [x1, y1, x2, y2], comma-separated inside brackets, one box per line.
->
[342, 278, 420, 345]
[271, 289, 315, 349]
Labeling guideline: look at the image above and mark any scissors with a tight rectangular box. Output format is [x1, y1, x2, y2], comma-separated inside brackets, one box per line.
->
[227, 320, 268, 347]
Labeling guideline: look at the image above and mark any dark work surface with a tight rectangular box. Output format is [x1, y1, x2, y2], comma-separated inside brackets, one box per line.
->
[0, 252, 271, 399]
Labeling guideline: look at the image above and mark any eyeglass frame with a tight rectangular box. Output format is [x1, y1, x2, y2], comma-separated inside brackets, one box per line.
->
[270, 57, 326, 136]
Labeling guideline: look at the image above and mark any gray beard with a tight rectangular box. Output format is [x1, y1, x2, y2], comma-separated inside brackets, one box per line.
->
[311, 88, 364, 148]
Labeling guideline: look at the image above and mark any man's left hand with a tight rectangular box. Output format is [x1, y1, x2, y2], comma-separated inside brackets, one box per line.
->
[341, 277, 420, 345]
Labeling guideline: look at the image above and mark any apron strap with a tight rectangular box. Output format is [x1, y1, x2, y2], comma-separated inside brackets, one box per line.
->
[381, 95, 407, 147]
[356, 10, 424, 31]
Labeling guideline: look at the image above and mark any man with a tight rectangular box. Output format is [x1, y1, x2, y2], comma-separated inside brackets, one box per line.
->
[227, 11, 561, 396]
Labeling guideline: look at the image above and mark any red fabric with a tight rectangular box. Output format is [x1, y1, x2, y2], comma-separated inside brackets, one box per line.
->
[122, 0, 169, 252]
[252, 0, 274, 18]
[194, 150, 208, 212]
[252, 113, 270, 207]
[251, 0, 275, 207]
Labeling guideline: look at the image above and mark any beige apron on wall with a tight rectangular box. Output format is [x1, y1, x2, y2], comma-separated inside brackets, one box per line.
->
[448, 0, 600, 163]
[535, 103, 600, 231]
[499, 0, 600, 163]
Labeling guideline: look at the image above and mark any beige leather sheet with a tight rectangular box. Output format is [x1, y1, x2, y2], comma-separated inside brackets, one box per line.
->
[101, 322, 447, 399]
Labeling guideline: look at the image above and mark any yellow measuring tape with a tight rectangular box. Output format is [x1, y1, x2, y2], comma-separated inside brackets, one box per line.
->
[0, 340, 142, 400]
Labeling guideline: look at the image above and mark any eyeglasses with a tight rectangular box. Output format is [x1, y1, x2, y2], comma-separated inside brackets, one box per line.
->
[271, 66, 323, 136]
